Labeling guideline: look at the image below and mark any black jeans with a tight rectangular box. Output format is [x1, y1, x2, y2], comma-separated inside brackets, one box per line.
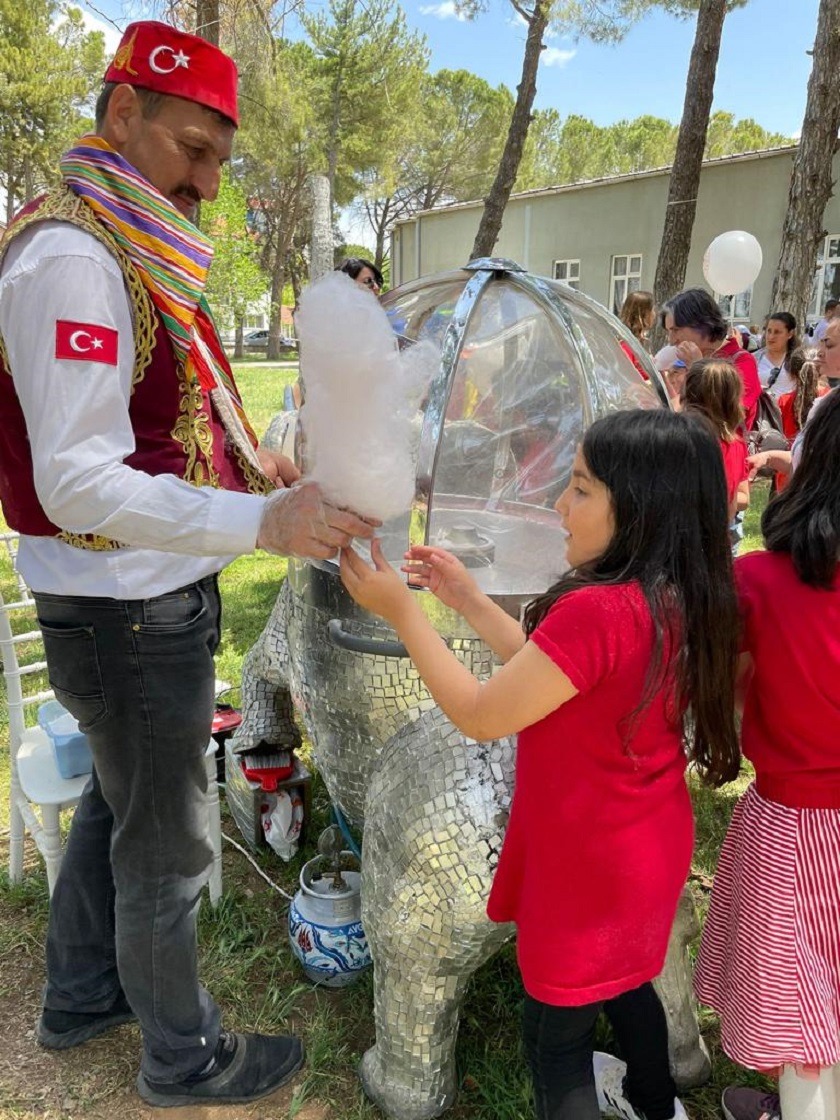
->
[523, 982, 677, 1120]
[34, 576, 222, 1083]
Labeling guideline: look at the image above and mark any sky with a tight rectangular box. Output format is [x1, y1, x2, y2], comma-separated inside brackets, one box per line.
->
[76, 0, 819, 241]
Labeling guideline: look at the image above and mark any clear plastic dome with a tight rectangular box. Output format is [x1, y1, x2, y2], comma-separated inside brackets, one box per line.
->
[372, 258, 665, 598]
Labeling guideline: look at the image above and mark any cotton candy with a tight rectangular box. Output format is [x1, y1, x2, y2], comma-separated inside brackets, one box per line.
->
[296, 272, 436, 521]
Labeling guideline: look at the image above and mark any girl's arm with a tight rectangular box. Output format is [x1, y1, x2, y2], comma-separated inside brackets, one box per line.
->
[735, 479, 750, 514]
[403, 545, 526, 662]
[341, 542, 577, 740]
[747, 449, 792, 480]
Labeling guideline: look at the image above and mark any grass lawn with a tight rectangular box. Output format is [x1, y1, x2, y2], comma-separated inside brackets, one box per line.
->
[0, 425, 775, 1119]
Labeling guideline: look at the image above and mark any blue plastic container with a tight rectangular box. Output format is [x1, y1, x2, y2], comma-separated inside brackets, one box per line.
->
[37, 700, 93, 779]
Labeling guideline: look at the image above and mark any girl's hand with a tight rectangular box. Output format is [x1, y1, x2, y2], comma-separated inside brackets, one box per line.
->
[402, 545, 479, 613]
[746, 451, 769, 481]
[340, 538, 414, 624]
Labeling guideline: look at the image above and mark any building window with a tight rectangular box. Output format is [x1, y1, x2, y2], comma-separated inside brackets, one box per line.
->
[717, 287, 753, 322]
[554, 259, 580, 289]
[808, 234, 840, 323]
[610, 254, 643, 314]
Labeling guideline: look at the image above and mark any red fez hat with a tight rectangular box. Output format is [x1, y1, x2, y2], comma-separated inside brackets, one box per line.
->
[104, 21, 238, 126]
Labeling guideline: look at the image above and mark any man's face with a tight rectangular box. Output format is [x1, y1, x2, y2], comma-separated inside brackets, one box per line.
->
[108, 89, 234, 220]
[663, 312, 706, 350]
[817, 318, 840, 378]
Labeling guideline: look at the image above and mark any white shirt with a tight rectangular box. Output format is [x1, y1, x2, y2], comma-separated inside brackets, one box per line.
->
[0, 221, 266, 598]
[754, 350, 795, 398]
[813, 316, 832, 341]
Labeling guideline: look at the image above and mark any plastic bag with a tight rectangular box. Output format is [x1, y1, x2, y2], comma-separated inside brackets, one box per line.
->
[260, 789, 304, 861]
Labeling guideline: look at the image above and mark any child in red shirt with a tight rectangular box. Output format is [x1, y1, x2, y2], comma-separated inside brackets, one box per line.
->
[695, 389, 840, 1120]
[340, 409, 741, 1120]
[681, 358, 750, 522]
[776, 345, 829, 442]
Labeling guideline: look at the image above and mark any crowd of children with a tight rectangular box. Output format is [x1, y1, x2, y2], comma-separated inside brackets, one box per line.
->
[338, 300, 839, 1120]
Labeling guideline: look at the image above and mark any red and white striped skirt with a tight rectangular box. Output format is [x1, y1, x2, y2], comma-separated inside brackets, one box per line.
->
[694, 783, 840, 1073]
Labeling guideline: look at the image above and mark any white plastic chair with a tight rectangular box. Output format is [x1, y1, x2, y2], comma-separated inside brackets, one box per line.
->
[1, 534, 88, 893]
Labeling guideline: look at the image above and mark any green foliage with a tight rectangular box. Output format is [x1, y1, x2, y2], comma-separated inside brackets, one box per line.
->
[357, 69, 514, 257]
[0, 0, 106, 219]
[301, 0, 430, 207]
[516, 109, 791, 191]
[201, 169, 268, 334]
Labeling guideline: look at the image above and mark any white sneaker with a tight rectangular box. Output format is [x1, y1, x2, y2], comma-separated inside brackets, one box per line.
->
[592, 1051, 689, 1120]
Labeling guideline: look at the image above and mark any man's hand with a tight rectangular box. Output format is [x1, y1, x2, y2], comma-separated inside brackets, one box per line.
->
[257, 447, 300, 488]
[256, 481, 378, 559]
[675, 340, 703, 367]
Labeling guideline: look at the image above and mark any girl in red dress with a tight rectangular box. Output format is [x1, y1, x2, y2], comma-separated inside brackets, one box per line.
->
[776, 346, 829, 442]
[340, 409, 740, 1120]
[694, 388, 840, 1120]
[680, 358, 750, 522]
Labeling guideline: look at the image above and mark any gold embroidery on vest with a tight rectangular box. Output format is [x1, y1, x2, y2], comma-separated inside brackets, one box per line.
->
[234, 448, 275, 496]
[172, 373, 219, 487]
[56, 530, 123, 551]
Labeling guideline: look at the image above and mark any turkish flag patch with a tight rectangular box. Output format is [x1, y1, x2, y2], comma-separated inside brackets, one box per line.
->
[55, 320, 119, 365]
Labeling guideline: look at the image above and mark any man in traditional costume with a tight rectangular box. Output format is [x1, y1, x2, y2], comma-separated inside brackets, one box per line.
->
[0, 21, 373, 1107]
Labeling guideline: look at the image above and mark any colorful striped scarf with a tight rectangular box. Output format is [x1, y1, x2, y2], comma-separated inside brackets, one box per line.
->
[60, 135, 260, 452]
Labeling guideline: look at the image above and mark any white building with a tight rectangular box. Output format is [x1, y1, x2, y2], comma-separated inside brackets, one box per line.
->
[390, 145, 840, 329]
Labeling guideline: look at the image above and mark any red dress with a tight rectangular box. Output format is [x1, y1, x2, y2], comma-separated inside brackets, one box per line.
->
[776, 387, 831, 441]
[487, 582, 693, 1006]
[694, 551, 840, 1073]
[720, 436, 748, 504]
[716, 337, 761, 430]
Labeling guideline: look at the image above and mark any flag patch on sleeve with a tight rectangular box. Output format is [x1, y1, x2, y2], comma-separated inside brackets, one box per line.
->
[55, 320, 119, 365]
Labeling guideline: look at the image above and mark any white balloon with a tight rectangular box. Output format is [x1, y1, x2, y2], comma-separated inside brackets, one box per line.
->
[702, 231, 763, 295]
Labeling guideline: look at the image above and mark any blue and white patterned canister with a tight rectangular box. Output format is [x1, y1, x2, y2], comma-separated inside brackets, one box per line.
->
[288, 853, 371, 987]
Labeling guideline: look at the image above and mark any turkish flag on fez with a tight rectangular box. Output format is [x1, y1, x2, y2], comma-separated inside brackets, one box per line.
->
[55, 320, 119, 365]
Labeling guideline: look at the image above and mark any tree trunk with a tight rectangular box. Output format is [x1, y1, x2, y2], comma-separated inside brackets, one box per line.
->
[234, 315, 245, 360]
[469, 0, 548, 260]
[195, 0, 220, 44]
[768, 0, 840, 328]
[267, 257, 286, 362]
[651, 0, 727, 351]
[309, 173, 333, 281]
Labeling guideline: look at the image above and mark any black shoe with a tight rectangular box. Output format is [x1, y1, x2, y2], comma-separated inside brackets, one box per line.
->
[37, 992, 136, 1050]
[136, 1030, 305, 1108]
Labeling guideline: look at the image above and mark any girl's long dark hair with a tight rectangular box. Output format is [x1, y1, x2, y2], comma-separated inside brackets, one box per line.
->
[763, 388, 840, 588]
[523, 409, 740, 787]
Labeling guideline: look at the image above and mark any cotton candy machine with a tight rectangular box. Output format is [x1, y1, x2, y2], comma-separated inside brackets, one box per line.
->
[236, 261, 706, 1120]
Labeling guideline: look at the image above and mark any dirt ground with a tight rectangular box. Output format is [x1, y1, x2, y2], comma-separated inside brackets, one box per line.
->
[0, 946, 334, 1120]
[0, 843, 335, 1120]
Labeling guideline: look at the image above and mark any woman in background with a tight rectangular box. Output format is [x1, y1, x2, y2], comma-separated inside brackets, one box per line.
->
[619, 290, 655, 379]
[753, 312, 799, 398]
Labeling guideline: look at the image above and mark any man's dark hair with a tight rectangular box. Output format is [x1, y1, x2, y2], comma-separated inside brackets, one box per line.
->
[825, 298, 839, 311]
[661, 288, 728, 344]
[95, 83, 164, 129]
[95, 82, 234, 130]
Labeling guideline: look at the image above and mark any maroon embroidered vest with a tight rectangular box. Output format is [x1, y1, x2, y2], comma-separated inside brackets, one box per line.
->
[0, 189, 271, 549]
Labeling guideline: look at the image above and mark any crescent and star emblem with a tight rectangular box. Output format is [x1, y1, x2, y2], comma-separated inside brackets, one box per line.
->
[69, 331, 105, 353]
[149, 45, 191, 74]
